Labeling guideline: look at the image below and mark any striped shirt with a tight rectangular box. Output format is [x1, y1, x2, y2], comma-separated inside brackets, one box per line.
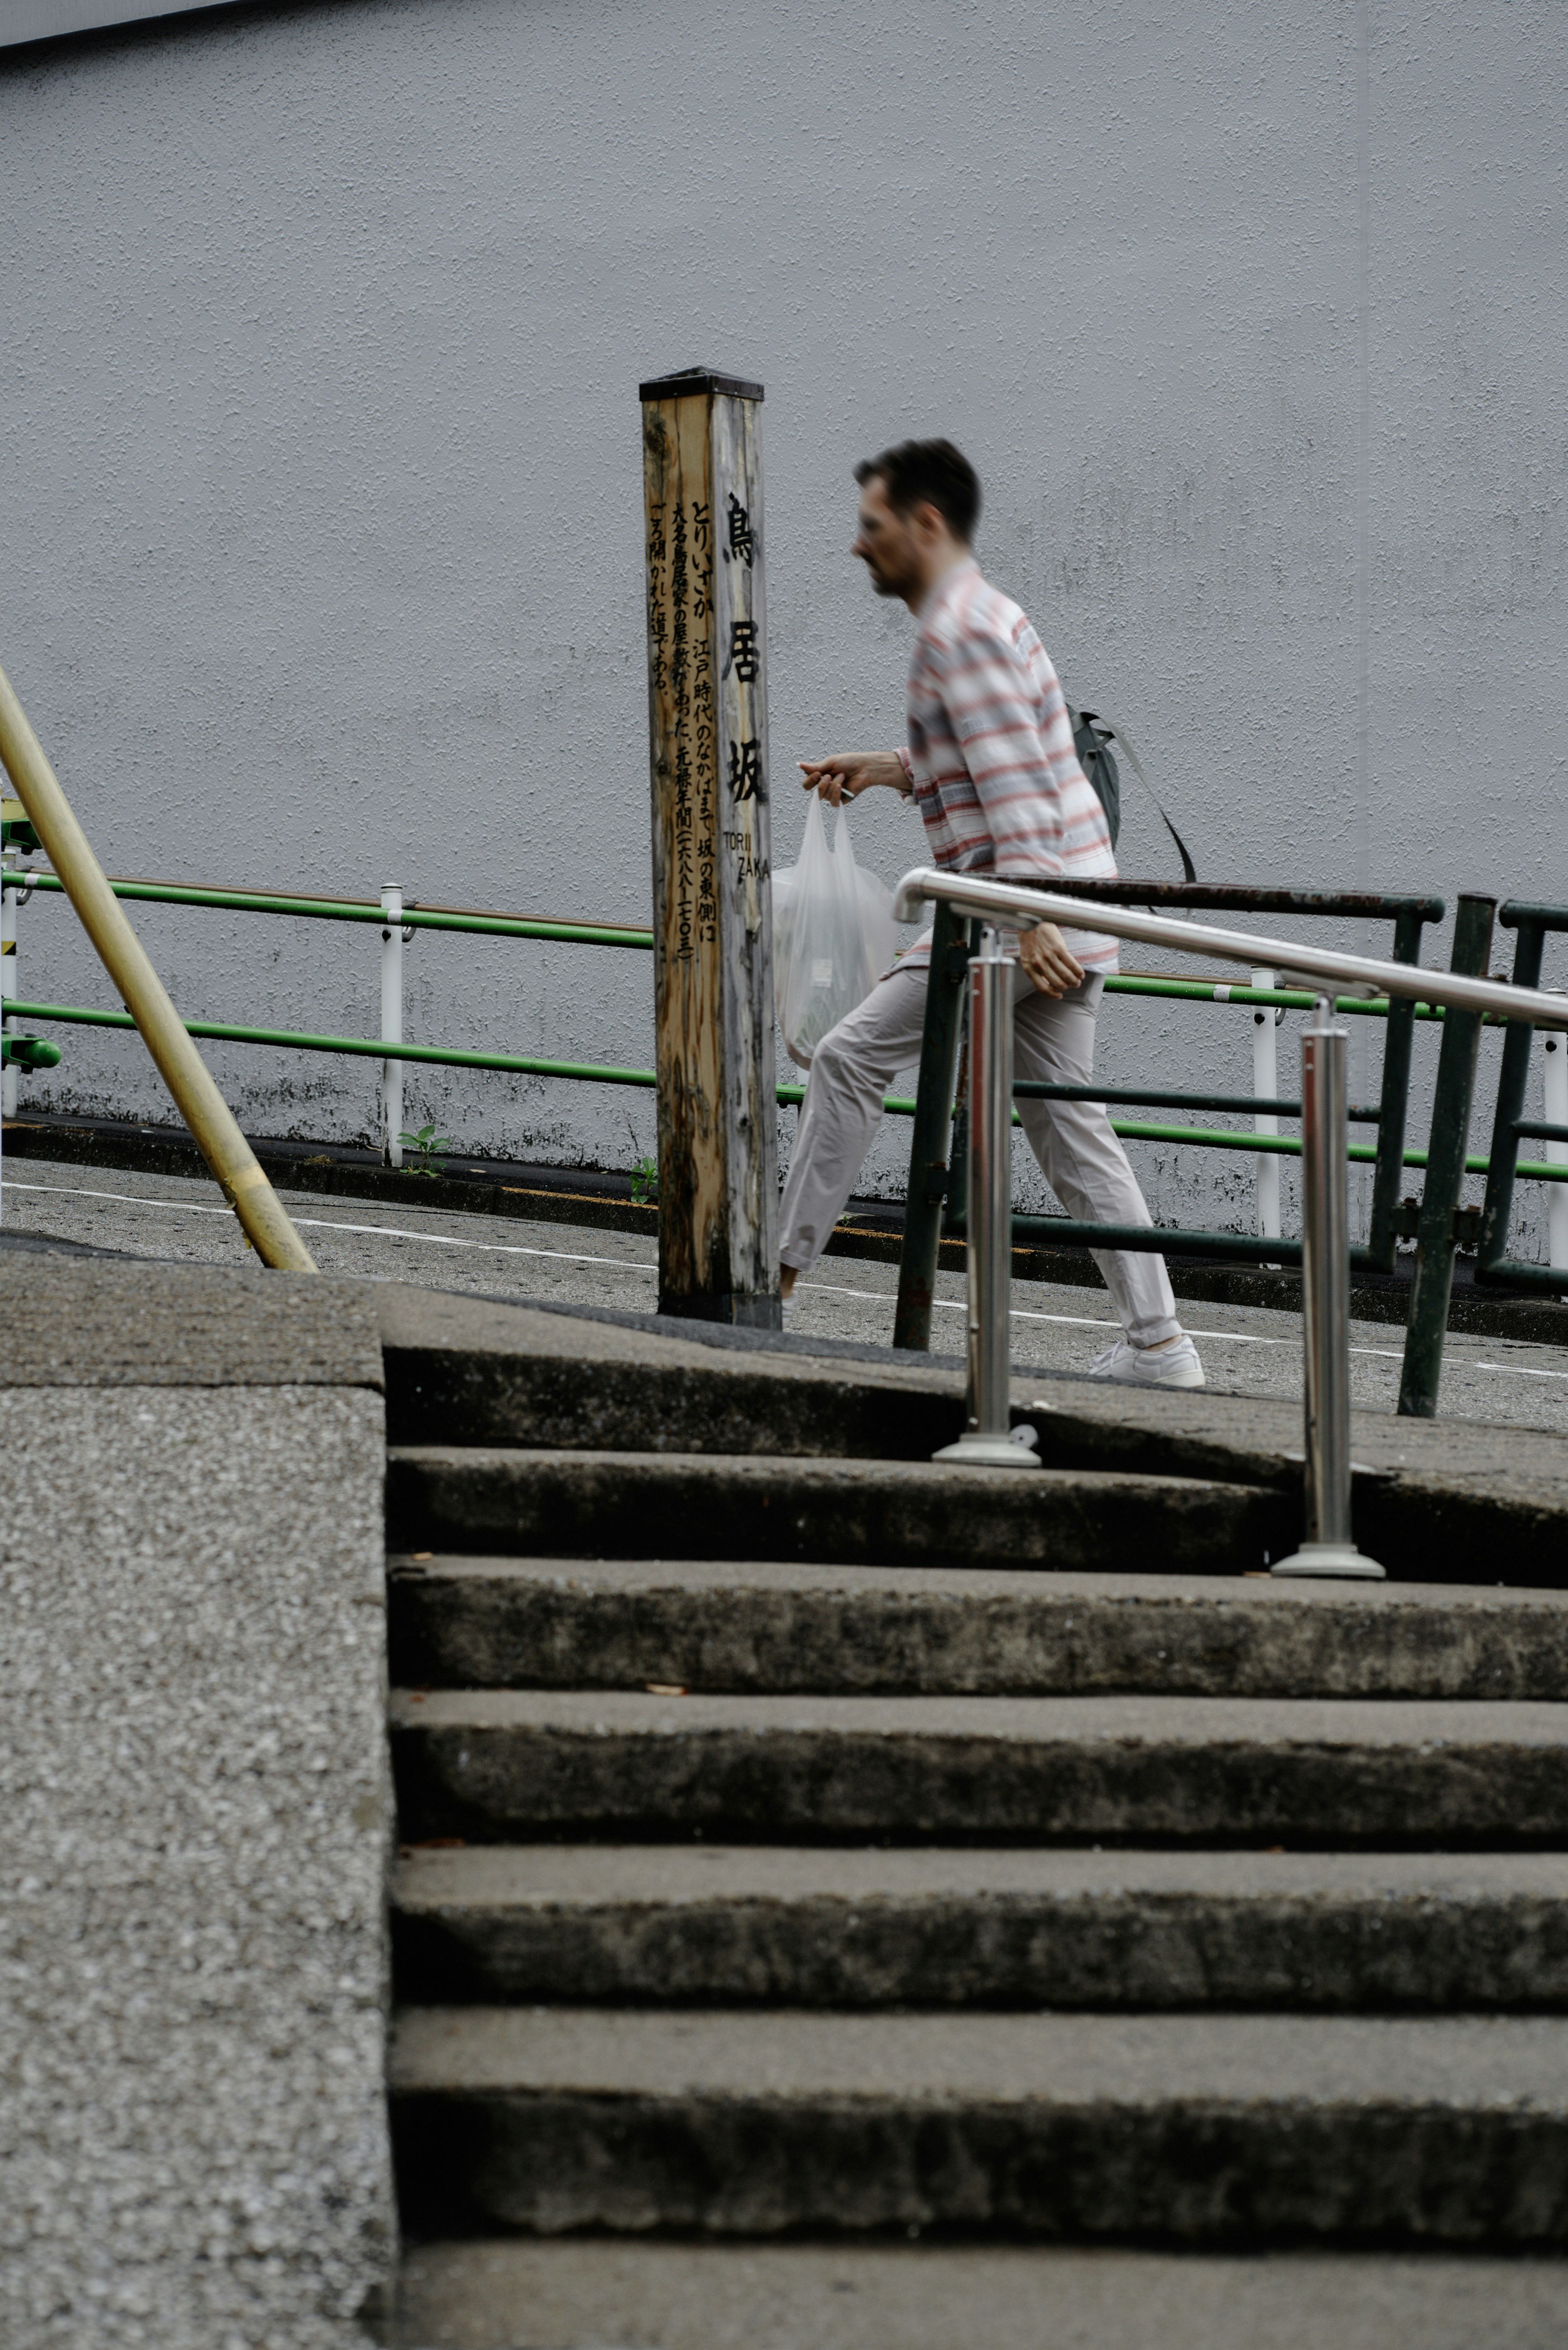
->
[899, 558, 1118, 975]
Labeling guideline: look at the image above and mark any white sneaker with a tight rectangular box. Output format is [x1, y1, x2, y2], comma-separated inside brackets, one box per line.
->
[1087, 1334, 1205, 1389]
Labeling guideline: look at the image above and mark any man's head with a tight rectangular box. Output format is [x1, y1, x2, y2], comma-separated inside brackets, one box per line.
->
[851, 438, 981, 608]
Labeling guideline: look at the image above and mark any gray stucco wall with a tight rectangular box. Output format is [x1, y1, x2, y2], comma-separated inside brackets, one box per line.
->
[0, 1262, 394, 2348]
[0, 0, 1564, 1248]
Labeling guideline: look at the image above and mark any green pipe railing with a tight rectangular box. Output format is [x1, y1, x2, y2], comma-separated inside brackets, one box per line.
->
[14, 871, 655, 950]
[1105, 974, 1459, 1021]
[14, 871, 1568, 1372]
[8, 997, 662, 1090]
[13, 870, 1494, 1016]
[15, 995, 1565, 1184]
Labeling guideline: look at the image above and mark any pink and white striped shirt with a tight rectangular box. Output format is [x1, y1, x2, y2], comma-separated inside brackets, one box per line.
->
[898, 558, 1118, 975]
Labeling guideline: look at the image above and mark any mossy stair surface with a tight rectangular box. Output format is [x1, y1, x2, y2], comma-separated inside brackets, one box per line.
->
[389, 1557, 1568, 1698]
[390, 2006, 1568, 2243]
[394, 1843, 1568, 2011]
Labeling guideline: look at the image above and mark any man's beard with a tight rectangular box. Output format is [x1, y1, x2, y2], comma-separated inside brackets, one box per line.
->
[866, 565, 905, 598]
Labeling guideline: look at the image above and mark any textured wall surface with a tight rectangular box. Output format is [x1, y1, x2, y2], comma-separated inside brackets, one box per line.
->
[0, 1265, 393, 2348]
[0, 0, 1564, 1247]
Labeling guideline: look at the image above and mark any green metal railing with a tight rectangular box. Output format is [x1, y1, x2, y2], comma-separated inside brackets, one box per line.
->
[14, 991, 1566, 1188]
[7, 864, 1567, 1416]
[11, 868, 657, 948]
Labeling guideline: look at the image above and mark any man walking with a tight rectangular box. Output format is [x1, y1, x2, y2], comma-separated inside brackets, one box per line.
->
[779, 438, 1203, 1387]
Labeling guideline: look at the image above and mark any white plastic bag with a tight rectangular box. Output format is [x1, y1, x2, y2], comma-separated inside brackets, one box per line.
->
[771, 796, 896, 1069]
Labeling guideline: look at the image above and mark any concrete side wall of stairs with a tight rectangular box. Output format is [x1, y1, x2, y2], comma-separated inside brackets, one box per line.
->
[0, 1262, 396, 2350]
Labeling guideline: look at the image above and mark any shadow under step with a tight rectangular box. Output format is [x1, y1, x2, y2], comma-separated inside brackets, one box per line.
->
[385, 1447, 1289, 1572]
[392, 1843, 1568, 2011]
[388, 2005, 1568, 2247]
[387, 1557, 1568, 1699]
[390, 1688, 1568, 1846]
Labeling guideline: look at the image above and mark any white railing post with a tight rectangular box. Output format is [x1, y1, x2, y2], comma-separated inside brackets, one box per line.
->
[380, 883, 404, 1169]
[1252, 964, 1281, 1246]
[1544, 1028, 1568, 1269]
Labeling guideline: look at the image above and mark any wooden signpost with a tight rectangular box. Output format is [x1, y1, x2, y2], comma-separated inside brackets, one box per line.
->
[640, 366, 780, 1326]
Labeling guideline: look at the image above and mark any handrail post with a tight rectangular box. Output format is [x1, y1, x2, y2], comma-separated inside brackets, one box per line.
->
[1271, 999, 1383, 1579]
[892, 901, 974, 1350]
[1477, 913, 1543, 1282]
[0, 660, 318, 1272]
[1363, 905, 1429, 1273]
[1545, 1026, 1568, 1268]
[933, 928, 1038, 1469]
[1398, 894, 1495, 1414]
[380, 883, 405, 1169]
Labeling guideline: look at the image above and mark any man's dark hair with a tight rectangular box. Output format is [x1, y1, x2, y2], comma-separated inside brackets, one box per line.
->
[854, 438, 981, 544]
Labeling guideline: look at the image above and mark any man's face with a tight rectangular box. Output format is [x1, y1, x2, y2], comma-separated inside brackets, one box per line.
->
[852, 475, 924, 600]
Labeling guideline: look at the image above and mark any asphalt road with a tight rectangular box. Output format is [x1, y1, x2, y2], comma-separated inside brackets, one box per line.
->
[5, 1155, 1568, 1432]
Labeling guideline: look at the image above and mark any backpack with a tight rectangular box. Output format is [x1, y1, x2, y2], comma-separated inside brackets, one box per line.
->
[1069, 707, 1196, 883]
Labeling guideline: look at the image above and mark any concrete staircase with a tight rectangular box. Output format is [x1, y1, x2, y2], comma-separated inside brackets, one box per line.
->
[375, 1292, 1568, 2347]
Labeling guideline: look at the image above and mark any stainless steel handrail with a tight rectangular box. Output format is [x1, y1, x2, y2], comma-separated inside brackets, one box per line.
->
[893, 865, 1565, 1573]
[931, 929, 1040, 1471]
[891, 868, 1568, 1030]
[1269, 1004, 1383, 1579]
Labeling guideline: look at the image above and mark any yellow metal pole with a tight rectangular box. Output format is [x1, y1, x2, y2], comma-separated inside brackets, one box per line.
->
[0, 660, 318, 1272]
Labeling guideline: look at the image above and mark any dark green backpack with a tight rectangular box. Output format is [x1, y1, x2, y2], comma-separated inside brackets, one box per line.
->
[1069, 707, 1196, 883]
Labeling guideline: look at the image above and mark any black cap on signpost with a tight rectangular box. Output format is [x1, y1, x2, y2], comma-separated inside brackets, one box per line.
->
[639, 365, 764, 404]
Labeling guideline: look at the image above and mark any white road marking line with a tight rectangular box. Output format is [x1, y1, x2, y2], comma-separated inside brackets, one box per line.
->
[801, 1280, 1120, 1332]
[9, 1179, 1566, 1381]
[295, 1217, 654, 1271]
[3, 1178, 236, 1216]
[793, 1282, 1530, 1369]
[0, 1179, 657, 1274]
[810, 1282, 1352, 1349]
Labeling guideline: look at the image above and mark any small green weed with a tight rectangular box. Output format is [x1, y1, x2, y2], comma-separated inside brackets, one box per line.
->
[399, 1123, 458, 1177]
[630, 1154, 659, 1205]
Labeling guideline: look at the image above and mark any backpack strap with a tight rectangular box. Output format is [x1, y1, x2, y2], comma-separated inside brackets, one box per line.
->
[1074, 707, 1197, 883]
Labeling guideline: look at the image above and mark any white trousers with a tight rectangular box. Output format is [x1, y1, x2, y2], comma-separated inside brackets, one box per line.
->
[778, 960, 1182, 1349]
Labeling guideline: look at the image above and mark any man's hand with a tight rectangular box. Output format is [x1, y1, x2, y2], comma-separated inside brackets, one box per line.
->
[799, 752, 910, 806]
[1018, 920, 1085, 999]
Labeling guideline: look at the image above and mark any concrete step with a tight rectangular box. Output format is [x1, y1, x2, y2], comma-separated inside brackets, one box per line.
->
[386, 2238, 1568, 2350]
[389, 1688, 1568, 1846]
[387, 1556, 1568, 1698]
[385, 1447, 1288, 1573]
[387, 2004, 1568, 2245]
[392, 1843, 1568, 2010]
[374, 1289, 1568, 1589]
